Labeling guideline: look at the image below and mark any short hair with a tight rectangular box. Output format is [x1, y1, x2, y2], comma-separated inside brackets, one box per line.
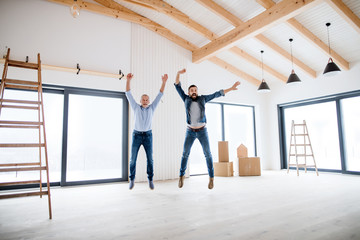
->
[141, 94, 149, 98]
[188, 85, 197, 91]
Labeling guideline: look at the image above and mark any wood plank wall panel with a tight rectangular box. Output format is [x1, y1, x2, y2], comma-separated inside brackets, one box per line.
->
[130, 23, 191, 182]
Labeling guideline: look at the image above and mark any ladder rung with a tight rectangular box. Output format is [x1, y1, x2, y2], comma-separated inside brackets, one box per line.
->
[5, 79, 39, 86]
[5, 83, 38, 91]
[0, 143, 46, 148]
[294, 124, 306, 126]
[290, 144, 311, 146]
[290, 154, 313, 157]
[289, 164, 316, 167]
[0, 180, 41, 186]
[7, 60, 39, 70]
[0, 166, 47, 172]
[0, 125, 40, 129]
[0, 191, 48, 199]
[1, 104, 39, 110]
[0, 99, 41, 105]
[0, 162, 40, 167]
[0, 120, 43, 125]
[291, 134, 307, 136]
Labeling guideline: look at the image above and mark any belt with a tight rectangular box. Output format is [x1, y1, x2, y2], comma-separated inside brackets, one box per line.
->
[134, 130, 152, 134]
[187, 126, 205, 132]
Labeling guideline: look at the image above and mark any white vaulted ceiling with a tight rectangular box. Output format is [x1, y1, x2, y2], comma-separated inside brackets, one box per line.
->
[47, 0, 360, 86]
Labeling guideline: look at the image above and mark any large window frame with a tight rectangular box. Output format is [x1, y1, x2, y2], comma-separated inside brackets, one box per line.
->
[0, 83, 129, 190]
[190, 102, 257, 176]
[278, 90, 360, 175]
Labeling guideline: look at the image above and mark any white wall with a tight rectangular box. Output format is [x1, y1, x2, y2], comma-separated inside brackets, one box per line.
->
[0, 0, 131, 91]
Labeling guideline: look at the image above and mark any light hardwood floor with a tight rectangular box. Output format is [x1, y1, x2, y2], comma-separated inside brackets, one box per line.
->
[1, 170, 360, 240]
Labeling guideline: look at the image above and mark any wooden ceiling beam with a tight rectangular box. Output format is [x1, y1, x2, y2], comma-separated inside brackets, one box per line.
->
[122, 0, 216, 40]
[229, 47, 287, 83]
[325, 0, 360, 34]
[196, 0, 242, 26]
[208, 57, 261, 86]
[192, 0, 321, 63]
[47, 0, 197, 51]
[197, 0, 316, 78]
[120, 0, 273, 84]
[257, 0, 349, 70]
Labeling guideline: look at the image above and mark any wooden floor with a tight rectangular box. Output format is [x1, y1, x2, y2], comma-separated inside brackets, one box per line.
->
[1, 170, 360, 240]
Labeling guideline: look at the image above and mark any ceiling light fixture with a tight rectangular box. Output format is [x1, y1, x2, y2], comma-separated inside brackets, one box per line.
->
[323, 22, 341, 76]
[70, 0, 80, 18]
[257, 50, 270, 92]
[287, 38, 301, 85]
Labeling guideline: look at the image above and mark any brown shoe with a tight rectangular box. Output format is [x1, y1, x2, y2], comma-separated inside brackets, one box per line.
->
[178, 176, 185, 188]
[208, 177, 214, 189]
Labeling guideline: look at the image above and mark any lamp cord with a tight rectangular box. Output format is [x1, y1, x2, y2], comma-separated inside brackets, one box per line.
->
[261, 50, 264, 82]
[290, 41, 294, 70]
[327, 25, 331, 56]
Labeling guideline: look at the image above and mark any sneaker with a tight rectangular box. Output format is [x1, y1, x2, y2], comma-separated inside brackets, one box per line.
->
[208, 177, 214, 190]
[178, 175, 185, 188]
[149, 180, 154, 190]
[129, 179, 135, 190]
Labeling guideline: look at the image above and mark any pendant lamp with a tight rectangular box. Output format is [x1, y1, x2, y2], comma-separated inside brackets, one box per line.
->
[323, 23, 341, 76]
[287, 38, 301, 84]
[257, 50, 270, 92]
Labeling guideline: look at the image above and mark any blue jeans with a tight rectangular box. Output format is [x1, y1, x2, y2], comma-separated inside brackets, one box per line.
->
[180, 127, 214, 178]
[129, 130, 153, 181]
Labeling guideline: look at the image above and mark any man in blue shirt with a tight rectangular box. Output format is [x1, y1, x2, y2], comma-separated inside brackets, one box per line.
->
[175, 68, 240, 189]
[126, 73, 168, 190]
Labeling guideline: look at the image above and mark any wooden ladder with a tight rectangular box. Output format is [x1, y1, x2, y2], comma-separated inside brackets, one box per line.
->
[0, 48, 52, 219]
[287, 120, 319, 176]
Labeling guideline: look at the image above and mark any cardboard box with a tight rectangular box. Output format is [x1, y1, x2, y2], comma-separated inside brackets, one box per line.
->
[237, 144, 248, 158]
[238, 157, 261, 176]
[214, 162, 233, 177]
[218, 141, 229, 162]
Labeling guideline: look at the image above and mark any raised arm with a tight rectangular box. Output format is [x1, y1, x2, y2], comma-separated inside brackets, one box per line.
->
[174, 68, 187, 102]
[175, 68, 186, 85]
[160, 74, 168, 93]
[224, 81, 241, 95]
[126, 73, 133, 92]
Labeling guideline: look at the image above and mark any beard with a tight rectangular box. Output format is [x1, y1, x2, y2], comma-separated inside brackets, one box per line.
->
[191, 93, 198, 100]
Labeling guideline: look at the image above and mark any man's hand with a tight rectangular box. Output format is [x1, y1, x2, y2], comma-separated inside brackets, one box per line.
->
[231, 81, 241, 90]
[160, 74, 168, 93]
[127, 73, 133, 81]
[162, 74, 168, 83]
[126, 73, 133, 91]
[224, 81, 241, 94]
[176, 69, 186, 85]
[177, 69, 186, 75]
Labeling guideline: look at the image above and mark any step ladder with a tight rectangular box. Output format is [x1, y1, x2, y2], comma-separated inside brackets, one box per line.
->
[287, 120, 319, 176]
[0, 48, 52, 219]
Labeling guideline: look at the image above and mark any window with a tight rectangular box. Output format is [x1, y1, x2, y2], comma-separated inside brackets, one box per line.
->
[66, 93, 124, 182]
[279, 91, 360, 174]
[283, 102, 341, 170]
[0, 85, 128, 189]
[0, 89, 63, 184]
[341, 96, 360, 172]
[189, 103, 256, 175]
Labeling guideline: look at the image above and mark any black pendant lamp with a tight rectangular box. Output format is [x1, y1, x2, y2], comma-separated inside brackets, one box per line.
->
[287, 38, 301, 85]
[323, 22, 341, 76]
[257, 50, 270, 92]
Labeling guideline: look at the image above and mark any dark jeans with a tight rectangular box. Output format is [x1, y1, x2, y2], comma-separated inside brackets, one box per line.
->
[129, 130, 153, 181]
[180, 127, 214, 178]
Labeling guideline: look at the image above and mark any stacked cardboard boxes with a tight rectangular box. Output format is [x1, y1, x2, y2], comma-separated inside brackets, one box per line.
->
[214, 141, 233, 177]
[238, 144, 261, 176]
